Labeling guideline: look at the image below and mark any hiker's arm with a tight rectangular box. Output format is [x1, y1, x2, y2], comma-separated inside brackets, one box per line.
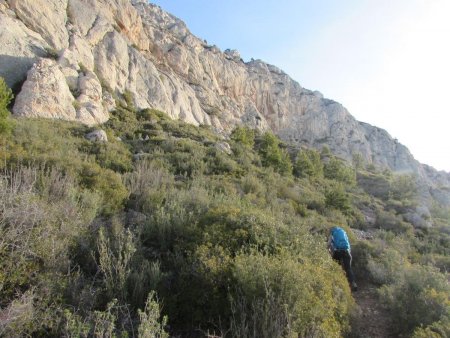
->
[327, 236, 332, 254]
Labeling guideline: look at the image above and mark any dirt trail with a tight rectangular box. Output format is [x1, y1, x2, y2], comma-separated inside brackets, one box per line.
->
[349, 229, 397, 337]
[350, 280, 396, 338]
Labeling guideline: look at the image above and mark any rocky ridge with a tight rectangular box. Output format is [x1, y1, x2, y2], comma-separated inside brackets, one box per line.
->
[0, 0, 449, 209]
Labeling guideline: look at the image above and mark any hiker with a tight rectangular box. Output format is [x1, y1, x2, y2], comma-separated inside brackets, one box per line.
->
[328, 226, 358, 291]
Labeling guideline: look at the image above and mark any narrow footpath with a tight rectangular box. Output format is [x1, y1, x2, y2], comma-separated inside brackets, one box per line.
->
[350, 279, 396, 338]
[349, 230, 396, 338]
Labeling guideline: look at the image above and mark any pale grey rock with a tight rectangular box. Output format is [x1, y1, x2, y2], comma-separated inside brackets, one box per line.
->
[131, 0, 148, 5]
[68, 0, 149, 49]
[62, 66, 79, 92]
[0, 1, 7, 13]
[67, 0, 114, 45]
[352, 229, 374, 240]
[313, 91, 324, 99]
[75, 70, 109, 125]
[13, 58, 77, 121]
[9, 0, 69, 50]
[224, 49, 241, 61]
[216, 142, 232, 155]
[85, 129, 108, 142]
[59, 34, 95, 72]
[94, 31, 129, 93]
[0, 0, 14, 17]
[102, 91, 116, 113]
[67, 0, 98, 37]
[0, 14, 47, 88]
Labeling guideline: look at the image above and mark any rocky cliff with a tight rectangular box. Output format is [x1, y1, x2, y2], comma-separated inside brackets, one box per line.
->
[1, 0, 449, 206]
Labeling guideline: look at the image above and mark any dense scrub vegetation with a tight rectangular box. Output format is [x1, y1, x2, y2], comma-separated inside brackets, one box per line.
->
[0, 85, 449, 337]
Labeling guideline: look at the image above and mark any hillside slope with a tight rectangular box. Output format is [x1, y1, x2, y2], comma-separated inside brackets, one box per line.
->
[1, 0, 449, 213]
[1, 99, 449, 336]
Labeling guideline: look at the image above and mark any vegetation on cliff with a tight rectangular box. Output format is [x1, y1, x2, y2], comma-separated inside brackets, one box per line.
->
[0, 85, 449, 337]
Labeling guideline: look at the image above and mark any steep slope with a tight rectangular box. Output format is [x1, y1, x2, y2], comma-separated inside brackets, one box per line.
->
[1, 0, 449, 206]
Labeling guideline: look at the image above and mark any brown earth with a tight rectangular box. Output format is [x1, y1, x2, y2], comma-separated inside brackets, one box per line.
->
[349, 279, 397, 338]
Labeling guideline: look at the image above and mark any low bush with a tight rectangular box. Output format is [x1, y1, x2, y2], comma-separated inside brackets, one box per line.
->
[257, 132, 293, 175]
[325, 182, 351, 214]
[324, 156, 356, 186]
[294, 148, 323, 178]
[0, 76, 14, 134]
[375, 209, 414, 234]
[379, 265, 450, 336]
[230, 250, 354, 337]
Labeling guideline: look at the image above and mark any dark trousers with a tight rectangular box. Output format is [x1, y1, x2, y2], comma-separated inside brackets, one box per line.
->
[332, 250, 355, 285]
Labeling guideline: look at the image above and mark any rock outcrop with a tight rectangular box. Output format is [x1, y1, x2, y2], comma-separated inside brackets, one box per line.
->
[86, 129, 108, 142]
[13, 59, 77, 121]
[0, 0, 449, 206]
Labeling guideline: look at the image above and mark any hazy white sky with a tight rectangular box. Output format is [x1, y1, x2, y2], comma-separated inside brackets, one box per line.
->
[151, 0, 450, 172]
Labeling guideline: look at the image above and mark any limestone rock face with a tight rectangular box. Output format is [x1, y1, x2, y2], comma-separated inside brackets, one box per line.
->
[13, 59, 77, 121]
[9, 0, 69, 50]
[1, 0, 449, 207]
[0, 14, 48, 88]
[75, 70, 109, 125]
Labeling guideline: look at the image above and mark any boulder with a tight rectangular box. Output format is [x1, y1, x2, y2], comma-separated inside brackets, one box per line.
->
[75, 70, 109, 125]
[13, 58, 77, 121]
[215, 142, 232, 155]
[85, 129, 108, 142]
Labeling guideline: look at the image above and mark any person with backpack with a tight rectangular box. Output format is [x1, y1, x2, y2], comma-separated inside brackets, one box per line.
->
[328, 226, 358, 291]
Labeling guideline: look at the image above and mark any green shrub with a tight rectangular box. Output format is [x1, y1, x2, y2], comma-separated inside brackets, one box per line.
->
[412, 317, 450, 338]
[79, 163, 128, 215]
[62, 309, 91, 337]
[356, 170, 391, 199]
[230, 250, 354, 337]
[350, 240, 376, 279]
[0, 166, 95, 302]
[294, 148, 323, 178]
[128, 260, 166, 310]
[79, 136, 132, 173]
[124, 159, 174, 213]
[205, 147, 239, 175]
[138, 292, 169, 338]
[390, 174, 417, 201]
[324, 157, 356, 185]
[0, 77, 14, 134]
[375, 209, 414, 234]
[230, 126, 255, 148]
[366, 248, 408, 285]
[240, 174, 264, 195]
[352, 153, 364, 170]
[97, 224, 136, 302]
[122, 89, 135, 111]
[325, 182, 351, 214]
[258, 132, 293, 174]
[199, 205, 282, 254]
[379, 265, 450, 336]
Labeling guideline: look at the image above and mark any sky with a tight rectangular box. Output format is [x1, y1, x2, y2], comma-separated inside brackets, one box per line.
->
[150, 0, 450, 172]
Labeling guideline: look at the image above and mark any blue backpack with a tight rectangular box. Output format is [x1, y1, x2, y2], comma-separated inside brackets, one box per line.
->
[331, 227, 350, 251]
